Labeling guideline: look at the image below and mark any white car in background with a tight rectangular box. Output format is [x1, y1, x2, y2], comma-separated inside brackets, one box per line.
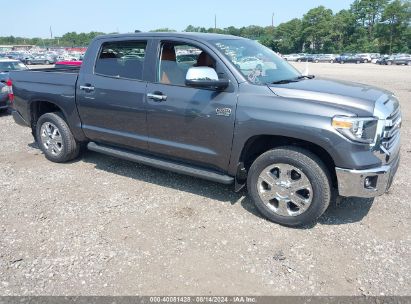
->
[283, 54, 302, 61]
[357, 53, 372, 63]
[236, 57, 264, 70]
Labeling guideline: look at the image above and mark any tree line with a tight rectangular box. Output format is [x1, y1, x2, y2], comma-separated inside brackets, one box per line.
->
[1, 0, 409, 54]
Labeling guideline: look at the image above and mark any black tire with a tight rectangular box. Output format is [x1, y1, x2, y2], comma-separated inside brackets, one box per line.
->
[356, 60, 360, 64]
[27, 61, 32, 65]
[45, 60, 50, 65]
[247, 146, 331, 227]
[407, 61, 411, 66]
[387, 61, 392, 65]
[341, 61, 345, 64]
[36, 112, 81, 163]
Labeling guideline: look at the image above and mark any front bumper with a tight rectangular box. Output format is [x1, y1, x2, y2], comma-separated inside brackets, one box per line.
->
[336, 154, 400, 198]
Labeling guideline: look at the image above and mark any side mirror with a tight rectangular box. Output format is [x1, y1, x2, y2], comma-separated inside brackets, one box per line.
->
[185, 67, 229, 90]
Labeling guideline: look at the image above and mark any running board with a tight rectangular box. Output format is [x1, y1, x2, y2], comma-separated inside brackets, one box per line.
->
[87, 142, 234, 185]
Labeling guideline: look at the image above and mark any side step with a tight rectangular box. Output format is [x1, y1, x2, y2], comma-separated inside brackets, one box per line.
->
[87, 142, 234, 185]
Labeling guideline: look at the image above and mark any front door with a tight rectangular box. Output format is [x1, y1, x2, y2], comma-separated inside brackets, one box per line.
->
[145, 40, 237, 172]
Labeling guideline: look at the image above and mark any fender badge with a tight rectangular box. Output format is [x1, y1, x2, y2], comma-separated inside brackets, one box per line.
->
[216, 108, 232, 117]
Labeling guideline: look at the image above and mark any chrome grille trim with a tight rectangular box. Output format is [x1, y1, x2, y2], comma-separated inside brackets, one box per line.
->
[373, 96, 401, 163]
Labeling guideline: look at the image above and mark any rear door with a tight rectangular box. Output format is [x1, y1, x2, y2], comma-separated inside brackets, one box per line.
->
[76, 39, 149, 150]
[144, 39, 238, 172]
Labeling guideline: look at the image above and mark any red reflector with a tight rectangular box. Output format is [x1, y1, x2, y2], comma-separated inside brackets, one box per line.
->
[6, 80, 14, 103]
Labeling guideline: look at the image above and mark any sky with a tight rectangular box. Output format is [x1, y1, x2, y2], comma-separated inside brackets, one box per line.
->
[6, 0, 354, 38]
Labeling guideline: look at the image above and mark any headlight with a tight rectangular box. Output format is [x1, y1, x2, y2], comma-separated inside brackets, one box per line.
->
[0, 85, 8, 94]
[332, 116, 378, 144]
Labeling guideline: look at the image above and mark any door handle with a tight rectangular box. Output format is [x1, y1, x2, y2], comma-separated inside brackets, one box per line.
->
[147, 93, 167, 102]
[80, 85, 95, 92]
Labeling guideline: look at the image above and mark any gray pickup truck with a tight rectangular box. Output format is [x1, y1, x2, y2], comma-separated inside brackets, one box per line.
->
[9, 33, 401, 226]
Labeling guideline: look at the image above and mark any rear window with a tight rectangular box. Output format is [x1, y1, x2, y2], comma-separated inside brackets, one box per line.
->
[95, 40, 147, 80]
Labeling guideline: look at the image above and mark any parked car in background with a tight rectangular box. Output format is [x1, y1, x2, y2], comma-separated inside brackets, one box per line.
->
[22, 55, 53, 65]
[298, 54, 318, 62]
[376, 55, 391, 65]
[283, 54, 303, 62]
[0, 59, 27, 112]
[335, 53, 362, 64]
[357, 53, 372, 63]
[314, 54, 336, 63]
[0, 81, 10, 112]
[370, 53, 381, 63]
[0, 59, 28, 81]
[236, 56, 264, 70]
[386, 54, 411, 65]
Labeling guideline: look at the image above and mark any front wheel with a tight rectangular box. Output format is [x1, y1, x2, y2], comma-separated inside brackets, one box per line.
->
[247, 147, 331, 227]
[36, 112, 82, 163]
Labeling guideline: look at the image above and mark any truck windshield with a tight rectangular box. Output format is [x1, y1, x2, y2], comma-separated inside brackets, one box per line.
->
[212, 39, 301, 85]
[0, 61, 27, 72]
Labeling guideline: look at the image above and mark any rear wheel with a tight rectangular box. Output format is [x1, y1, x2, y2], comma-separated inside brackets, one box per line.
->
[387, 61, 392, 65]
[36, 112, 81, 163]
[356, 60, 360, 64]
[247, 147, 331, 227]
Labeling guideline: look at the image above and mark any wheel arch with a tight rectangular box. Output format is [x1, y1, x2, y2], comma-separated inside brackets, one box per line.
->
[29, 100, 69, 137]
[236, 134, 337, 188]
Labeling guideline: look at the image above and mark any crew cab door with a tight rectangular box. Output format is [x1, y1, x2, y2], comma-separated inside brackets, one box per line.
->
[145, 39, 238, 172]
[76, 39, 149, 150]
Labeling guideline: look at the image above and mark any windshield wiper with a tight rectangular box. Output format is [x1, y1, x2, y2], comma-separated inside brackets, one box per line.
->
[271, 78, 300, 84]
[297, 74, 315, 79]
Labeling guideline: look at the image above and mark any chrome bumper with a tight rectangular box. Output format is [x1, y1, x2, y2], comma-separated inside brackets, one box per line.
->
[336, 155, 400, 198]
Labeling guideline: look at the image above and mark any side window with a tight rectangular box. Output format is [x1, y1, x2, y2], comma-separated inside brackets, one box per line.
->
[158, 42, 216, 86]
[95, 40, 147, 80]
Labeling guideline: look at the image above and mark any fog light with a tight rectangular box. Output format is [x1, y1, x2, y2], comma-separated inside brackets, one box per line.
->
[365, 177, 372, 188]
[364, 176, 377, 189]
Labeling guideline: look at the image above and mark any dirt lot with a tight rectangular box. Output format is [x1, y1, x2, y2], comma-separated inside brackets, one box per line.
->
[0, 63, 410, 296]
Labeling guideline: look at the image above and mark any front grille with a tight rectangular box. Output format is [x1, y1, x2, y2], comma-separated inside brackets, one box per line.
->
[381, 107, 401, 151]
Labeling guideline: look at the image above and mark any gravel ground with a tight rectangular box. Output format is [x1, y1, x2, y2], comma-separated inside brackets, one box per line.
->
[0, 63, 410, 296]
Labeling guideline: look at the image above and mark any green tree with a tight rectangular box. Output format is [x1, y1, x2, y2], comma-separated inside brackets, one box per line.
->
[273, 18, 303, 53]
[377, 0, 411, 53]
[301, 6, 334, 52]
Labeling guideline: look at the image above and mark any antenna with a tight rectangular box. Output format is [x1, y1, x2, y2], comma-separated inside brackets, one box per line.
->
[214, 14, 217, 31]
[272, 13, 274, 27]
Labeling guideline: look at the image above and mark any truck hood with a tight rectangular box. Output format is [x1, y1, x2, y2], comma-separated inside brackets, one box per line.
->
[268, 78, 392, 116]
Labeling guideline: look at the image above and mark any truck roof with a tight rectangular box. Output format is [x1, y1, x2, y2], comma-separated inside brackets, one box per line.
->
[95, 32, 244, 41]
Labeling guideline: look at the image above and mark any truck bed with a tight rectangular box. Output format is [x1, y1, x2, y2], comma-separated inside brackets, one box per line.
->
[10, 67, 81, 134]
